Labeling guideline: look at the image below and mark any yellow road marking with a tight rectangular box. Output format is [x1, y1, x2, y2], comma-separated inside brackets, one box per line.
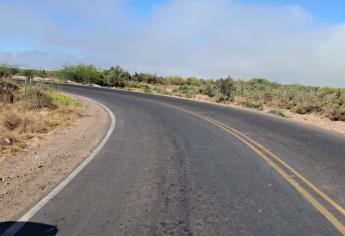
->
[163, 104, 345, 235]
[196, 112, 345, 218]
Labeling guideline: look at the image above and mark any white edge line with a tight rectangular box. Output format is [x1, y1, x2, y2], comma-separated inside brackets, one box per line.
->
[2, 96, 116, 236]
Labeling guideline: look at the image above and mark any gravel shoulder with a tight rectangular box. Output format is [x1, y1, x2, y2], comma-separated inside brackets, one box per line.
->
[0, 94, 110, 221]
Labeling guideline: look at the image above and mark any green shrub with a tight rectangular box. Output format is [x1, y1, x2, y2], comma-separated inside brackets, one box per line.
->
[50, 92, 79, 106]
[215, 77, 235, 101]
[167, 76, 185, 85]
[186, 77, 201, 86]
[178, 84, 196, 98]
[244, 100, 263, 110]
[292, 103, 314, 114]
[145, 74, 165, 85]
[58, 64, 103, 85]
[200, 82, 217, 97]
[326, 104, 345, 121]
[132, 73, 145, 82]
[104, 66, 130, 87]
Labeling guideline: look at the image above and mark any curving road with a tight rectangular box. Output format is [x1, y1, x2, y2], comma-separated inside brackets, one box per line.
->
[5, 85, 345, 235]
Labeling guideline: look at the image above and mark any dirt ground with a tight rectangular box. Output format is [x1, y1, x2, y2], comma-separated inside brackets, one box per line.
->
[0, 95, 109, 221]
[283, 110, 345, 135]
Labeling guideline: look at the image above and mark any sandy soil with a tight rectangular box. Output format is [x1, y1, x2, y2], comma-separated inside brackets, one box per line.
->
[283, 110, 345, 135]
[0, 95, 109, 221]
[229, 103, 345, 135]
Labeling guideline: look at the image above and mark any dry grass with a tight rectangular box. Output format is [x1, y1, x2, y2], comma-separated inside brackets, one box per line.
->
[0, 80, 81, 157]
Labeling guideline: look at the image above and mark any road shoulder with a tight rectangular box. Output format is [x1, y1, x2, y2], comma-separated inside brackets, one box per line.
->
[0, 94, 110, 221]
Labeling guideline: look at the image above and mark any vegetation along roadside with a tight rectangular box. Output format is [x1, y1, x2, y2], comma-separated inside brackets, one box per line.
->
[1, 63, 345, 133]
[57, 64, 345, 122]
[0, 74, 81, 157]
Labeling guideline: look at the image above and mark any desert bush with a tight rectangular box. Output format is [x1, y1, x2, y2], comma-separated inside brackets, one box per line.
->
[215, 77, 235, 101]
[123, 80, 139, 88]
[326, 104, 345, 121]
[179, 84, 196, 97]
[145, 74, 165, 85]
[179, 84, 190, 92]
[105, 66, 131, 87]
[58, 64, 103, 85]
[292, 103, 313, 114]
[132, 73, 146, 82]
[186, 77, 201, 86]
[0, 79, 19, 104]
[167, 76, 185, 85]
[2, 110, 22, 130]
[200, 81, 217, 97]
[22, 89, 56, 110]
[272, 88, 296, 109]
[244, 100, 263, 110]
[290, 90, 323, 114]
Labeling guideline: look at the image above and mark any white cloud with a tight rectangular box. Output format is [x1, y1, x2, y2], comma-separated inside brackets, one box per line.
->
[0, 0, 344, 87]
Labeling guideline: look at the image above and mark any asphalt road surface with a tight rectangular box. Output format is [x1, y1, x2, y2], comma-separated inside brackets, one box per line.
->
[3, 85, 345, 235]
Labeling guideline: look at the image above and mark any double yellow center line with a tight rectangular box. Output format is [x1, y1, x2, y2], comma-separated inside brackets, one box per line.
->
[164, 103, 345, 235]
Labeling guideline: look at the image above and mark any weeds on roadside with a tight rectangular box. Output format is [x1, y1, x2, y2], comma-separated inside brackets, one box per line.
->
[0, 79, 80, 156]
[2, 64, 345, 122]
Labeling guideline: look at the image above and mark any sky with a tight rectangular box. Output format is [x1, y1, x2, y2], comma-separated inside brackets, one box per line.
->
[0, 0, 344, 87]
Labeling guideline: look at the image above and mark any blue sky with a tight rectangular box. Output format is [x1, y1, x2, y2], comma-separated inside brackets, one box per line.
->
[129, 0, 345, 23]
[241, 0, 345, 23]
[0, 0, 345, 86]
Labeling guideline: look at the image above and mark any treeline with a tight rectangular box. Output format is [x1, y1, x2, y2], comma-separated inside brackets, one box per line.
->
[2, 64, 345, 121]
[0, 64, 55, 79]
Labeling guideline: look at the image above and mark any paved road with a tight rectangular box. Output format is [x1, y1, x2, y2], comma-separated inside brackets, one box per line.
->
[5, 85, 345, 235]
